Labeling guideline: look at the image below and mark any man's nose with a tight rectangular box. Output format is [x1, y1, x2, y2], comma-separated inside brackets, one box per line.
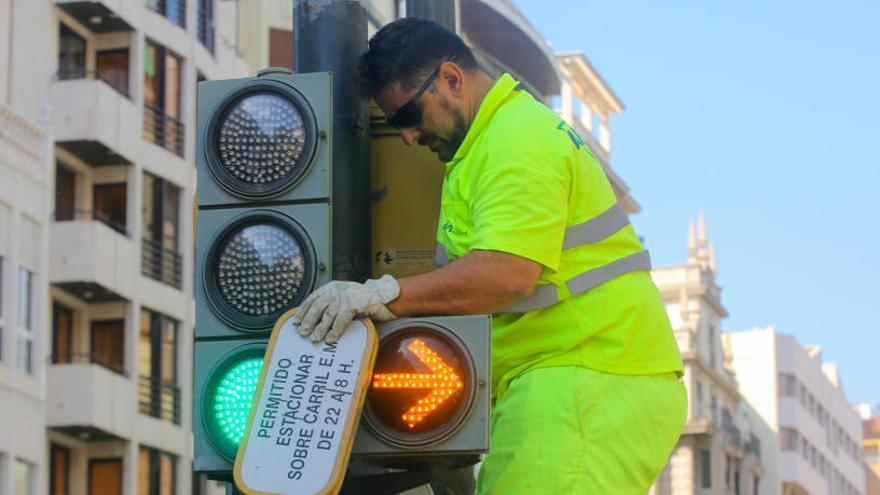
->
[400, 127, 420, 145]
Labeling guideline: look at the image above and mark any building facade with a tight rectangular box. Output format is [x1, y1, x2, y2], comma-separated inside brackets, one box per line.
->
[650, 215, 779, 495]
[855, 405, 880, 495]
[0, 0, 249, 493]
[0, 80, 53, 495]
[727, 328, 865, 495]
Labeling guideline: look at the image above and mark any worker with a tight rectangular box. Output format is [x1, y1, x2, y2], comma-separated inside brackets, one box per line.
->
[292, 18, 686, 494]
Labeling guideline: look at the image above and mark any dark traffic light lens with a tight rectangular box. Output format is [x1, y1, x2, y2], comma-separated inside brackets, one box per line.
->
[203, 209, 317, 331]
[364, 327, 475, 447]
[214, 91, 312, 195]
[214, 222, 306, 317]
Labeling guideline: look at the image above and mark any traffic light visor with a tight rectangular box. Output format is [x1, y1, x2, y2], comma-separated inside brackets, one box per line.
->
[364, 325, 476, 448]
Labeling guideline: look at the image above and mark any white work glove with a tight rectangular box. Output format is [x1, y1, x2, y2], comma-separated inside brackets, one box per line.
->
[291, 274, 400, 344]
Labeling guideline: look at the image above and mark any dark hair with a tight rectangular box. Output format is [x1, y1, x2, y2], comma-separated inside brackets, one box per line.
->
[355, 18, 479, 97]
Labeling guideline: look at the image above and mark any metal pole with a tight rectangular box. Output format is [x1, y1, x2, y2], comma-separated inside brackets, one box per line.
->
[294, 0, 370, 282]
[406, 0, 456, 31]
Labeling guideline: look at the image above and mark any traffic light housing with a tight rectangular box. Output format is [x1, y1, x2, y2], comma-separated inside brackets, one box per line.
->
[352, 316, 491, 461]
[193, 69, 333, 476]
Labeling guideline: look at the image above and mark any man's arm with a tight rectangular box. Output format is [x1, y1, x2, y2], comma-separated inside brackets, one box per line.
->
[387, 249, 543, 316]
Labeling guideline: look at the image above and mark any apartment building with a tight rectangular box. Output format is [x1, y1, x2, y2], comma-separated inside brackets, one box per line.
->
[650, 215, 780, 495]
[0, 0, 249, 493]
[726, 328, 865, 495]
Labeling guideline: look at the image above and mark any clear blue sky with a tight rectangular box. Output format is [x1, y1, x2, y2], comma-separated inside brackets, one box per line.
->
[515, 0, 880, 405]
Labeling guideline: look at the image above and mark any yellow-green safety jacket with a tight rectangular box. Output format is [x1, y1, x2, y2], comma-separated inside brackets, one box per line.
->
[435, 74, 683, 401]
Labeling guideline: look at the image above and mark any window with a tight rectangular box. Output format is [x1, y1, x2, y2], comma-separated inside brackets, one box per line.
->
[139, 309, 179, 423]
[269, 28, 294, 69]
[50, 444, 70, 495]
[591, 113, 601, 140]
[142, 173, 181, 287]
[573, 98, 583, 120]
[146, 0, 186, 28]
[52, 304, 73, 364]
[55, 164, 76, 221]
[707, 323, 716, 366]
[14, 458, 33, 495]
[16, 267, 33, 374]
[89, 458, 122, 495]
[139, 447, 176, 495]
[700, 450, 711, 488]
[0, 256, 4, 362]
[91, 319, 125, 374]
[780, 427, 799, 451]
[143, 41, 184, 156]
[58, 23, 86, 80]
[197, 0, 215, 53]
[93, 183, 128, 235]
[725, 454, 732, 490]
[778, 373, 797, 397]
[97, 49, 130, 97]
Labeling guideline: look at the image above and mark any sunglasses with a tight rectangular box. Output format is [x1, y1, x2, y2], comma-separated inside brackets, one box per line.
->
[385, 56, 455, 130]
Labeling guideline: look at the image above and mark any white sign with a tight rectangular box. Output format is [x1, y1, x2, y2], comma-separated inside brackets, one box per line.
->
[234, 310, 377, 495]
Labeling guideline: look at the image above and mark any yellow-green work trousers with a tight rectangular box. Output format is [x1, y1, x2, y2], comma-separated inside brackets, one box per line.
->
[476, 367, 687, 494]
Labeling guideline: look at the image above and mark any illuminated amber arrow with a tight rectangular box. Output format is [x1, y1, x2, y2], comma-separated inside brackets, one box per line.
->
[371, 339, 464, 428]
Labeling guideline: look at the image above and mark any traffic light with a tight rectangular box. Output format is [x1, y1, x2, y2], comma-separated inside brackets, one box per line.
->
[193, 69, 333, 476]
[352, 316, 491, 460]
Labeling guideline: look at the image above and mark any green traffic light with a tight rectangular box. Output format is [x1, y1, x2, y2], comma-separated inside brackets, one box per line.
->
[209, 357, 263, 446]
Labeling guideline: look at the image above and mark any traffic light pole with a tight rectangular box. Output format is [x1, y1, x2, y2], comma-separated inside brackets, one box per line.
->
[294, 0, 371, 283]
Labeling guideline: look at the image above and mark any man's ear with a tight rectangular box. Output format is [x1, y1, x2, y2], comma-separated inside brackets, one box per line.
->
[439, 62, 466, 98]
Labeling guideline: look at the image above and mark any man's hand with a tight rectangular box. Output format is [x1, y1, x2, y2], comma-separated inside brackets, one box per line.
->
[291, 275, 400, 343]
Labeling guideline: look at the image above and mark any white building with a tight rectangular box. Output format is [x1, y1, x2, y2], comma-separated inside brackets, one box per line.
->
[650, 214, 779, 495]
[726, 327, 865, 495]
[0, 0, 249, 493]
[0, 82, 53, 495]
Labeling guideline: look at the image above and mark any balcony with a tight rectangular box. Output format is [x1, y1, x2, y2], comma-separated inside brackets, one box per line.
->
[51, 77, 137, 166]
[138, 376, 181, 425]
[53, 0, 135, 33]
[46, 362, 135, 441]
[50, 219, 136, 302]
[143, 104, 185, 157]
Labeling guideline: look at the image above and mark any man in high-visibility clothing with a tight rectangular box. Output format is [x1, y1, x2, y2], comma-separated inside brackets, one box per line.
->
[293, 18, 686, 494]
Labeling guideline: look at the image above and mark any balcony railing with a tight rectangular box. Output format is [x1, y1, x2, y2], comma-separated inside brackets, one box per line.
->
[146, 0, 186, 28]
[143, 104, 185, 157]
[54, 209, 129, 237]
[197, 10, 215, 54]
[57, 69, 130, 98]
[138, 375, 181, 424]
[141, 238, 183, 289]
[49, 352, 127, 376]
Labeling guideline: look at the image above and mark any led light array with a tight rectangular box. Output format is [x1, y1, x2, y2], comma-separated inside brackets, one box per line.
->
[217, 92, 307, 185]
[211, 357, 264, 444]
[215, 223, 306, 316]
[372, 339, 464, 428]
